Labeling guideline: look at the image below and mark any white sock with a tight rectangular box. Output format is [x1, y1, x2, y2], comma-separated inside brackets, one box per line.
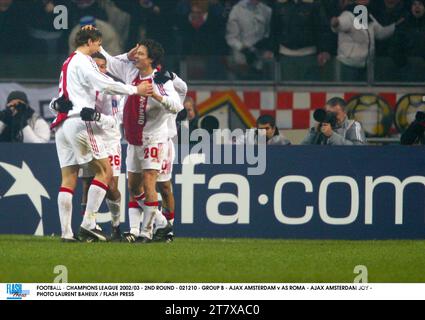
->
[58, 188, 74, 239]
[134, 193, 145, 209]
[81, 180, 108, 230]
[106, 197, 121, 227]
[154, 209, 168, 229]
[128, 202, 143, 236]
[139, 202, 157, 239]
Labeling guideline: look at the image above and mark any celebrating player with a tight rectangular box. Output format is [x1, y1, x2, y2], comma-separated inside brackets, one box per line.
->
[126, 70, 188, 242]
[79, 52, 125, 242]
[98, 38, 184, 242]
[51, 28, 151, 242]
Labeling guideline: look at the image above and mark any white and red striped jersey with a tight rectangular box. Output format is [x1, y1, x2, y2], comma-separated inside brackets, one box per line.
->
[167, 74, 188, 139]
[56, 50, 138, 117]
[100, 48, 184, 145]
[94, 91, 123, 142]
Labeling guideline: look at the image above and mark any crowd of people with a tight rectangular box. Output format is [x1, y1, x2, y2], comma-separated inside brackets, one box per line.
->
[1, 0, 425, 80]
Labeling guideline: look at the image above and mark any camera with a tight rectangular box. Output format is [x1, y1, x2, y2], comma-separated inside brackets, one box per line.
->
[313, 109, 337, 128]
[13, 102, 28, 113]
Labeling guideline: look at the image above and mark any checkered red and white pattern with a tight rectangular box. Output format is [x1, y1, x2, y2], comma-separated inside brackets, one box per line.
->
[187, 90, 400, 129]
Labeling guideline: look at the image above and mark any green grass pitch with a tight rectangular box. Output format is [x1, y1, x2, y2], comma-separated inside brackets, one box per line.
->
[0, 235, 424, 283]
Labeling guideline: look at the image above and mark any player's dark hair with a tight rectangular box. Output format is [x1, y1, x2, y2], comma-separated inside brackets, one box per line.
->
[327, 97, 347, 112]
[138, 39, 165, 68]
[74, 29, 102, 48]
[91, 52, 107, 61]
[257, 114, 276, 127]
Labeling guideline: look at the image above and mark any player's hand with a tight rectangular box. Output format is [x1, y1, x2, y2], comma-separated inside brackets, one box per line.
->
[0, 108, 13, 125]
[137, 82, 153, 97]
[154, 70, 174, 84]
[320, 123, 333, 137]
[127, 44, 140, 61]
[317, 52, 331, 67]
[331, 17, 340, 29]
[80, 108, 101, 121]
[52, 96, 73, 113]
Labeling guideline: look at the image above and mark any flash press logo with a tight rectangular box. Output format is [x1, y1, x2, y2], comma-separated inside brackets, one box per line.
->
[6, 284, 30, 300]
[0, 162, 50, 235]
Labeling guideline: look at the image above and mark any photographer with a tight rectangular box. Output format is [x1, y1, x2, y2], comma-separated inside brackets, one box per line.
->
[0, 91, 50, 143]
[302, 97, 366, 145]
[256, 114, 291, 145]
[400, 111, 425, 145]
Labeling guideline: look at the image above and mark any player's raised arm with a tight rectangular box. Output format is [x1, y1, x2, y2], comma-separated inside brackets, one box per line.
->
[99, 46, 134, 82]
[81, 58, 151, 96]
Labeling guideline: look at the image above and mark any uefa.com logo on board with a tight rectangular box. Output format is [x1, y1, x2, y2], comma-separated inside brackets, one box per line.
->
[5, 284, 30, 300]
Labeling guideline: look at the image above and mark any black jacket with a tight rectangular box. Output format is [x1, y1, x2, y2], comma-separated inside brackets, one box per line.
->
[391, 13, 425, 67]
[272, 0, 333, 54]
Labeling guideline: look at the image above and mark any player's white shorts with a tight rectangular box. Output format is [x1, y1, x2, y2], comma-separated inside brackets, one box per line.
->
[55, 117, 108, 168]
[79, 140, 122, 178]
[157, 139, 175, 182]
[126, 141, 168, 173]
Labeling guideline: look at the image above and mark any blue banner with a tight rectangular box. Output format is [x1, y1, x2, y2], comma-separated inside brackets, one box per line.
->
[1, 143, 425, 239]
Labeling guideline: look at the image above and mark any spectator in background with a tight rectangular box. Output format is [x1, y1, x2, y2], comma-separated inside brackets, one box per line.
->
[235, 114, 291, 145]
[68, 0, 108, 26]
[256, 115, 291, 145]
[177, 97, 199, 143]
[390, 0, 425, 81]
[69, 16, 122, 55]
[371, 0, 407, 57]
[28, 0, 69, 58]
[184, 96, 199, 132]
[272, 0, 333, 81]
[0, 91, 50, 143]
[322, 0, 353, 18]
[178, 1, 227, 78]
[121, 0, 175, 54]
[179, 1, 226, 55]
[331, 0, 404, 82]
[0, 0, 29, 55]
[226, 0, 274, 78]
[222, 0, 239, 21]
[302, 97, 366, 145]
[69, 0, 130, 50]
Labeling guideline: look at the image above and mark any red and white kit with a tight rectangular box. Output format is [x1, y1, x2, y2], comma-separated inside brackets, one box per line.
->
[79, 92, 124, 177]
[52, 51, 138, 168]
[158, 74, 188, 182]
[100, 48, 184, 172]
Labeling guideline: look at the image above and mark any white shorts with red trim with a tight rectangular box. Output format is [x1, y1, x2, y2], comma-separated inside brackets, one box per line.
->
[55, 117, 108, 168]
[78, 140, 122, 177]
[126, 141, 168, 173]
[157, 139, 175, 182]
